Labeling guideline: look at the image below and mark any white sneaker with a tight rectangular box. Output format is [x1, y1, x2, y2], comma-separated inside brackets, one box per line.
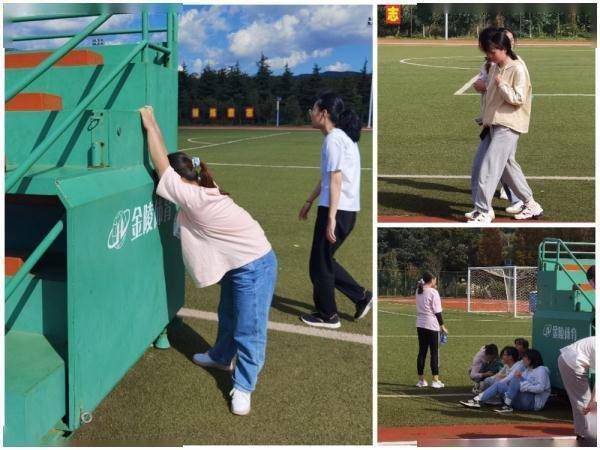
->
[431, 380, 445, 389]
[467, 211, 494, 224]
[514, 201, 543, 220]
[230, 388, 251, 415]
[465, 210, 495, 220]
[416, 379, 428, 388]
[192, 352, 233, 371]
[505, 200, 524, 215]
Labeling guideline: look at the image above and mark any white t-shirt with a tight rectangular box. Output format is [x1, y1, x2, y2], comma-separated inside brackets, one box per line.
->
[318, 128, 361, 212]
[560, 336, 595, 374]
[415, 287, 442, 332]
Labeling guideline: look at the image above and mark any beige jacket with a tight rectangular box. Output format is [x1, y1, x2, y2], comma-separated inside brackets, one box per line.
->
[482, 57, 532, 134]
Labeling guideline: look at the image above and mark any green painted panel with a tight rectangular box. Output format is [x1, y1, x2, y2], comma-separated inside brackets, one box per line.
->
[58, 170, 183, 428]
[4, 331, 66, 446]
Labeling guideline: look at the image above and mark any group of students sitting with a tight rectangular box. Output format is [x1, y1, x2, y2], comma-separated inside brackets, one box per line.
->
[460, 338, 551, 413]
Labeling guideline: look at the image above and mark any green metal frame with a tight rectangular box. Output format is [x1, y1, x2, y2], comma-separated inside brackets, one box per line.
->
[538, 239, 595, 309]
[5, 8, 179, 301]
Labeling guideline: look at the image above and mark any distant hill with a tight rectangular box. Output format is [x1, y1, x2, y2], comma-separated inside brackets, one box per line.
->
[294, 71, 364, 79]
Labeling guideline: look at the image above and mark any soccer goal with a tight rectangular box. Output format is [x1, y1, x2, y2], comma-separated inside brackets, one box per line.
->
[467, 266, 538, 318]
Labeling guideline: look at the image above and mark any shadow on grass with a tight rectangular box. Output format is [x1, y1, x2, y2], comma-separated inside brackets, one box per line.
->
[271, 294, 356, 322]
[168, 321, 232, 403]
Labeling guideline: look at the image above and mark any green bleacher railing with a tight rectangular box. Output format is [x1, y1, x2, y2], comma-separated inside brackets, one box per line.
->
[538, 238, 595, 309]
[5, 9, 178, 302]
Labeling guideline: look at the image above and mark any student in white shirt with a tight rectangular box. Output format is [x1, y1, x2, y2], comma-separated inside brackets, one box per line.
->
[298, 92, 372, 329]
[558, 336, 596, 440]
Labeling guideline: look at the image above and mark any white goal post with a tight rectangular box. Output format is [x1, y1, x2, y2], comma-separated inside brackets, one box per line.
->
[467, 266, 538, 318]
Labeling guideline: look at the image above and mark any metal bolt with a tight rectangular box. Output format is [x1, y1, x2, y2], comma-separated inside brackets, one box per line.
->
[81, 411, 93, 424]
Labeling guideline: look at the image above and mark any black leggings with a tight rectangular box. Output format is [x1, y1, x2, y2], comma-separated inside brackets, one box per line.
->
[417, 327, 440, 376]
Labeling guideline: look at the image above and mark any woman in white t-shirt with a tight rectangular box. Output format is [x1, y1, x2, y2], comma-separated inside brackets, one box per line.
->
[140, 106, 277, 416]
[415, 272, 448, 388]
[558, 336, 596, 441]
[298, 92, 372, 329]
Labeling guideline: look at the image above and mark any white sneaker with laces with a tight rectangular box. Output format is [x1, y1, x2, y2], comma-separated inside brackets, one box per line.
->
[505, 200, 524, 215]
[192, 352, 233, 371]
[465, 210, 495, 220]
[514, 201, 543, 220]
[467, 211, 494, 224]
[416, 379, 428, 388]
[431, 380, 445, 389]
[230, 388, 251, 415]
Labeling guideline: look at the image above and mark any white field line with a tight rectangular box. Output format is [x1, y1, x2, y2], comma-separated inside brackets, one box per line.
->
[204, 162, 373, 171]
[378, 310, 521, 322]
[379, 392, 471, 398]
[379, 441, 417, 446]
[382, 41, 593, 48]
[186, 138, 214, 145]
[454, 73, 481, 95]
[379, 174, 594, 181]
[178, 132, 291, 152]
[400, 56, 477, 70]
[380, 335, 527, 338]
[177, 307, 372, 345]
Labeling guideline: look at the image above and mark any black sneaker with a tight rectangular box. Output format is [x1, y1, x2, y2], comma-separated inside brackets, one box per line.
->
[354, 291, 373, 320]
[300, 312, 341, 329]
[494, 405, 513, 413]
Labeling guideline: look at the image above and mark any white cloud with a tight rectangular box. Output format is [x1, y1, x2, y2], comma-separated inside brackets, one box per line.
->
[192, 58, 204, 74]
[179, 6, 230, 53]
[325, 61, 352, 72]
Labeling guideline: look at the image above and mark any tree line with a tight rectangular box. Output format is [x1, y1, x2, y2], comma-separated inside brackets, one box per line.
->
[178, 54, 372, 126]
[378, 228, 595, 297]
[378, 4, 596, 39]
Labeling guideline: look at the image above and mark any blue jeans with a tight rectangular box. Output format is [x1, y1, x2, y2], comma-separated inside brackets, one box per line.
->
[479, 376, 536, 410]
[208, 250, 277, 393]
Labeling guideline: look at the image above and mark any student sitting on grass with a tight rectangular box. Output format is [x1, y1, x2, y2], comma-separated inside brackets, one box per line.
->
[470, 344, 503, 394]
[479, 346, 525, 395]
[514, 337, 530, 359]
[460, 349, 551, 413]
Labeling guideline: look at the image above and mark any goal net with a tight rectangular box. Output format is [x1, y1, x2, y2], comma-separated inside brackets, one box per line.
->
[467, 266, 537, 318]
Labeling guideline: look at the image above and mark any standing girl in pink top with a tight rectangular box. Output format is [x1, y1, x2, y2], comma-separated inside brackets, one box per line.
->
[139, 106, 277, 416]
[415, 272, 448, 389]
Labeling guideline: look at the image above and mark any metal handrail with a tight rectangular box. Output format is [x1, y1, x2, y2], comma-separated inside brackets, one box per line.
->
[538, 238, 595, 309]
[11, 27, 168, 42]
[5, 40, 147, 191]
[5, 216, 65, 300]
[6, 13, 112, 102]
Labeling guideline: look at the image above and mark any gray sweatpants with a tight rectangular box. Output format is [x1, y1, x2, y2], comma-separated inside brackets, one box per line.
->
[558, 354, 592, 437]
[471, 126, 533, 213]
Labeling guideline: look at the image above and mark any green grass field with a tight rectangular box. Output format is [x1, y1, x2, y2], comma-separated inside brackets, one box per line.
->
[378, 302, 572, 431]
[378, 44, 595, 221]
[71, 128, 373, 445]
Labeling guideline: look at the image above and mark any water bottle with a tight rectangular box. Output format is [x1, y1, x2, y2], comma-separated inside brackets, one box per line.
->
[441, 331, 448, 345]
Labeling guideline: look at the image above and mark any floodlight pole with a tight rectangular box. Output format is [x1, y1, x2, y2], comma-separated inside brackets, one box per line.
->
[367, 16, 373, 129]
[275, 96, 282, 127]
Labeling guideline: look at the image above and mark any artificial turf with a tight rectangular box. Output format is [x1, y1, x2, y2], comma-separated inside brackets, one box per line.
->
[377, 302, 573, 430]
[70, 128, 373, 445]
[378, 44, 595, 221]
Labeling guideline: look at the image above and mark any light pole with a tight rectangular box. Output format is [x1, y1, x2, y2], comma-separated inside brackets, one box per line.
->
[275, 96, 282, 127]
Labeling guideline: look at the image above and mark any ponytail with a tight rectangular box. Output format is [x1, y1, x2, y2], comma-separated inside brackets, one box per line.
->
[167, 152, 229, 196]
[416, 271, 435, 294]
[315, 91, 362, 142]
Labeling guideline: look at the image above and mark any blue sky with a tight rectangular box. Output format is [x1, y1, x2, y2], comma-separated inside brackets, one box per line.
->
[5, 4, 373, 76]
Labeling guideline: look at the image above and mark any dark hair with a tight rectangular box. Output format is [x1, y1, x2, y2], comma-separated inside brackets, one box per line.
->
[514, 338, 529, 349]
[484, 344, 499, 357]
[416, 271, 435, 294]
[497, 27, 516, 44]
[315, 91, 361, 143]
[587, 265, 595, 282]
[481, 30, 518, 61]
[478, 26, 498, 50]
[524, 349, 544, 368]
[167, 152, 229, 195]
[500, 346, 519, 362]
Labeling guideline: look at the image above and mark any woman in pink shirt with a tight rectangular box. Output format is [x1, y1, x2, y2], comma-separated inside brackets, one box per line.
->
[139, 106, 277, 416]
[415, 272, 448, 389]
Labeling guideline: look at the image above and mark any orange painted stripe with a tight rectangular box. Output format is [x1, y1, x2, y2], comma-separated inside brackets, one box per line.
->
[579, 284, 594, 291]
[6, 93, 63, 111]
[6, 49, 103, 69]
[5, 255, 27, 276]
[563, 264, 592, 271]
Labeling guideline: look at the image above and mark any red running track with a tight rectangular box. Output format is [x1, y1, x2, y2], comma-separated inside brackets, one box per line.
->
[381, 297, 531, 314]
